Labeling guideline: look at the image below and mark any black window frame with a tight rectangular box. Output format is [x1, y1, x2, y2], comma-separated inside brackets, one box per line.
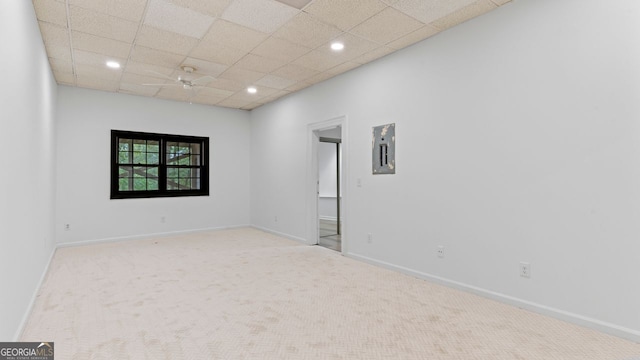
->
[111, 130, 209, 199]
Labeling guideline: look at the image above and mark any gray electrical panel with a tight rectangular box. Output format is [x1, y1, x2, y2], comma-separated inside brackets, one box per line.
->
[372, 123, 395, 174]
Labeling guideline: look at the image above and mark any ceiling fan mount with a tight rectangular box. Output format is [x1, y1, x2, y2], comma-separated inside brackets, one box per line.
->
[143, 65, 214, 97]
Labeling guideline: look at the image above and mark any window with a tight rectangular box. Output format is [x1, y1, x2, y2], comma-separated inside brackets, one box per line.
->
[111, 130, 209, 199]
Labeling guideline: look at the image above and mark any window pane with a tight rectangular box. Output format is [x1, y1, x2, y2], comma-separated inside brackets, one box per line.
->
[148, 179, 159, 190]
[167, 167, 178, 178]
[133, 167, 146, 177]
[133, 142, 146, 152]
[118, 151, 130, 164]
[134, 178, 147, 190]
[147, 167, 158, 177]
[179, 142, 191, 154]
[119, 178, 131, 191]
[119, 139, 132, 151]
[147, 152, 159, 164]
[119, 166, 132, 178]
[134, 152, 147, 164]
[191, 143, 200, 155]
[178, 168, 191, 178]
[178, 156, 191, 165]
[147, 141, 159, 153]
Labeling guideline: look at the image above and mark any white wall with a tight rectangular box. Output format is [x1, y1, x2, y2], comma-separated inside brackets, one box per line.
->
[251, 0, 640, 340]
[0, 2, 57, 340]
[56, 87, 250, 244]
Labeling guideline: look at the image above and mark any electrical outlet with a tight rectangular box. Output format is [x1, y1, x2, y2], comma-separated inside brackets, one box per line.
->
[437, 246, 445, 258]
[274, 215, 278, 222]
[520, 262, 531, 278]
[64, 224, 71, 231]
[161, 216, 166, 223]
[367, 233, 373, 244]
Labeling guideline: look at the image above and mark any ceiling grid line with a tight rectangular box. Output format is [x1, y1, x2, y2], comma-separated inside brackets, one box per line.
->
[64, 0, 77, 85]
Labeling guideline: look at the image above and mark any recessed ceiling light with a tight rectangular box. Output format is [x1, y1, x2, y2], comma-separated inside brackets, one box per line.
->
[247, 87, 257, 94]
[331, 42, 344, 51]
[106, 61, 121, 69]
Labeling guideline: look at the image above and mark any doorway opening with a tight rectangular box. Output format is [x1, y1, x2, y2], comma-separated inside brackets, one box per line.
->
[317, 128, 341, 251]
[306, 116, 347, 254]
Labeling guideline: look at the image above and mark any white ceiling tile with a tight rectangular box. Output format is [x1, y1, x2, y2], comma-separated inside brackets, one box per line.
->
[272, 12, 342, 48]
[182, 57, 228, 77]
[303, 0, 388, 31]
[350, 7, 424, 45]
[217, 98, 253, 109]
[169, 0, 233, 17]
[320, 32, 379, 61]
[387, 25, 439, 50]
[49, 58, 74, 74]
[234, 54, 287, 74]
[291, 49, 345, 72]
[262, 89, 291, 101]
[45, 44, 73, 63]
[222, 0, 299, 33]
[226, 86, 279, 102]
[391, 0, 476, 24]
[200, 20, 268, 52]
[75, 64, 121, 88]
[327, 61, 361, 75]
[124, 61, 176, 78]
[304, 71, 337, 84]
[271, 64, 319, 82]
[38, 21, 69, 49]
[285, 81, 312, 92]
[250, 37, 311, 63]
[430, 0, 497, 30]
[69, 5, 138, 43]
[72, 31, 131, 58]
[33, 0, 68, 27]
[274, 0, 313, 10]
[144, 0, 215, 39]
[196, 86, 235, 99]
[136, 26, 199, 56]
[74, 49, 126, 68]
[255, 75, 297, 90]
[38, 22, 72, 61]
[121, 72, 172, 88]
[119, 83, 161, 97]
[130, 45, 186, 69]
[352, 45, 395, 64]
[53, 71, 76, 85]
[189, 41, 248, 66]
[68, 0, 147, 22]
[205, 78, 246, 92]
[218, 66, 266, 84]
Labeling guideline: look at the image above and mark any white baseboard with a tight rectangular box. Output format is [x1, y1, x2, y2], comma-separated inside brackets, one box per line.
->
[250, 225, 309, 245]
[346, 252, 640, 343]
[56, 224, 251, 248]
[14, 246, 56, 341]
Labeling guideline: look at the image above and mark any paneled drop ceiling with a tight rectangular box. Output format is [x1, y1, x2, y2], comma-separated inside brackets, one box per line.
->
[33, 0, 511, 110]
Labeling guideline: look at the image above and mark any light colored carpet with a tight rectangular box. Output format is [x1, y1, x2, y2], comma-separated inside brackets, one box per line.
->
[20, 228, 640, 359]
